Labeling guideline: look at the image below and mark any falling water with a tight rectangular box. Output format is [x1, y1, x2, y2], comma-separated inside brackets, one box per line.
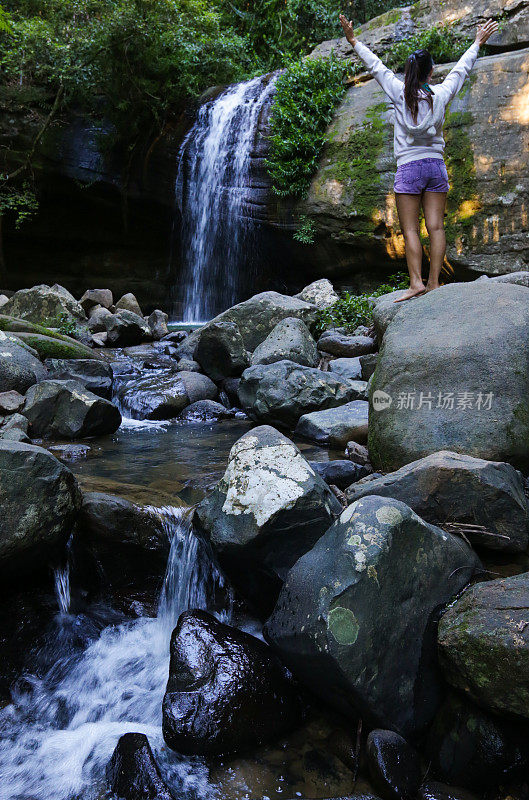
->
[0, 506, 228, 800]
[53, 565, 71, 616]
[174, 75, 276, 323]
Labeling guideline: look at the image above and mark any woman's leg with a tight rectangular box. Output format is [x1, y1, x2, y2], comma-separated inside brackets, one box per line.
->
[422, 191, 447, 292]
[394, 192, 425, 302]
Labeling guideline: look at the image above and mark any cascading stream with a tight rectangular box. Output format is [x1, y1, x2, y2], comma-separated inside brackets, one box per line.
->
[0, 506, 228, 800]
[174, 75, 276, 323]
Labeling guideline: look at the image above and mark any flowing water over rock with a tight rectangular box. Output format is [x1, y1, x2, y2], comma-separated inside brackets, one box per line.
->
[174, 75, 276, 323]
[0, 507, 226, 800]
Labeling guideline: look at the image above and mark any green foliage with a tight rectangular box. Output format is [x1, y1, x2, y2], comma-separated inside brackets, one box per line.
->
[444, 110, 480, 242]
[0, 2, 11, 33]
[0, 182, 38, 228]
[328, 102, 387, 220]
[314, 272, 408, 335]
[384, 25, 471, 71]
[293, 215, 317, 244]
[265, 55, 347, 198]
[47, 311, 78, 337]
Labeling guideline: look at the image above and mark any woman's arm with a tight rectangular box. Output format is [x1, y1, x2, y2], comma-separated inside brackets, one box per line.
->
[339, 15, 403, 103]
[437, 19, 498, 102]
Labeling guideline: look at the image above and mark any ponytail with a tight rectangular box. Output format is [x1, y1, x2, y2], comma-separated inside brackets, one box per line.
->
[404, 49, 434, 123]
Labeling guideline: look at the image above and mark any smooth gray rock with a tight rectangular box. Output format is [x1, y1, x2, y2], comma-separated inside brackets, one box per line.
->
[309, 460, 368, 490]
[195, 321, 249, 380]
[147, 309, 169, 340]
[251, 317, 318, 368]
[360, 353, 378, 380]
[177, 371, 217, 404]
[295, 401, 369, 448]
[0, 390, 24, 414]
[438, 574, 529, 720]
[175, 359, 201, 372]
[294, 279, 338, 309]
[489, 271, 529, 287]
[178, 400, 234, 421]
[194, 425, 341, 614]
[2, 284, 86, 325]
[88, 305, 113, 332]
[239, 360, 361, 429]
[44, 358, 113, 399]
[318, 331, 376, 358]
[371, 291, 407, 340]
[80, 288, 113, 313]
[368, 282, 529, 471]
[162, 610, 302, 756]
[101, 310, 151, 346]
[265, 495, 480, 737]
[0, 441, 81, 578]
[346, 450, 529, 552]
[23, 379, 121, 438]
[0, 330, 47, 393]
[115, 292, 143, 317]
[328, 357, 362, 381]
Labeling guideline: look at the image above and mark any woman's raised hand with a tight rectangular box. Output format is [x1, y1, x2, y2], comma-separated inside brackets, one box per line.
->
[339, 14, 356, 46]
[475, 18, 499, 45]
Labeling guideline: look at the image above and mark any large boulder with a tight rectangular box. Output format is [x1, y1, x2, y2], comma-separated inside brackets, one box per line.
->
[368, 282, 529, 471]
[239, 360, 361, 429]
[195, 321, 249, 380]
[177, 371, 217, 404]
[79, 492, 171, 592]
[294, 279, 338, 309]
[295, 400, 369, 448]
[10, 331, 98, 361]
[146, 309, 169, 340]
[113, 373, 189, 420]
[346, 451, 529, 552]
[115, 292, 143, 317]
[194, 425, 341, 614]
[438, 574, 529, 720]
[80, 288, 113, 313]
[106, 733, 175, 800]
[265, 495, 480, 738]
[44, 358, 113, 399]
[178, 291, 317, 359]
[251, 317, 318, 368]
[0, 441, 81, 579]
[328, 357, 362, 381]
[425, 691, 527, 790]
[162, 610, 302, 756]
[2, 284, 86, 325]
[101, 310, 151, 346]
[0, 330, 47, 393]
[23, 379, 121, 438]
[317, 331, 376, 358]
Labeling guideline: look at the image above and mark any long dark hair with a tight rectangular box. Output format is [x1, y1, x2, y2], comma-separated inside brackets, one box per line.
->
[404, 49, 434, 122]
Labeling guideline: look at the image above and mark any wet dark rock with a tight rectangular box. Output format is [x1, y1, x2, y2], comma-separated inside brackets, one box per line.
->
[147, 309, 169, 340]
[425, 691, 528, 790]
[265, 496, 480, 737]
[106, 732, 175, 800]
[114, 373, 189, 420]
[220, 377, 241, 407]
[360, 353, 378, 380]
[0, 412, 30, 442]
[345, 451, 529, 552]
[162, 610, 303, 756]
[194, 425, 341, 615]
[162, 331, 188, 345]
[318, 332, 376, 358]
[177, 371, 217, 404]
[418, 781, 480, 800]
[79, 492, 171, 593]
[44, 358, 113, 399]
[88, 305, 113, 332]
[0, 330, 47, 393]
[175, 358, 201, 372]
[328, 357, 362, 381]
[295, 400, 369, 448]
[366, 730, 422, 800]
[345, 441, 371, 466]
[309, 460, 368, 490]
[102, 309, 151, 346]
[116, 292, 143, 317]
[178, 400, 234, 422]
[239, 360, 361, 430]
[195, 321, 250, 380]
[438, 574, 529, 719]
[0, 441, 81, 582]
[251, 317, 318, 368]
[23, 379, 121, 438]
[80, 288, 113, 313]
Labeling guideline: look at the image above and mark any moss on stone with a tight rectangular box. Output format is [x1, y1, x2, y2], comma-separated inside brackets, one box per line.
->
[12, 333, 97, 361]
[444, 110, 480, 244]
[326, 102, 388, 227]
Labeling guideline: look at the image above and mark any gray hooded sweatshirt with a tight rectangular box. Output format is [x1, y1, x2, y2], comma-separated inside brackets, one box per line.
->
[353, 39, 480, 166]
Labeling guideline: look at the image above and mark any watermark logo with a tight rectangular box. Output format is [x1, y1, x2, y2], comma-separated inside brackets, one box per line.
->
[372, 390, 392, 411]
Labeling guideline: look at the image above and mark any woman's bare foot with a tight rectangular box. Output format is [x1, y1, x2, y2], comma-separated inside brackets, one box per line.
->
[424, 283, 440, 294]
[394, 285, 426, 303]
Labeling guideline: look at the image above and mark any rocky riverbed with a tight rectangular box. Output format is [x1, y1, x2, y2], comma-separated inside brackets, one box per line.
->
[2, 274, 529, 800]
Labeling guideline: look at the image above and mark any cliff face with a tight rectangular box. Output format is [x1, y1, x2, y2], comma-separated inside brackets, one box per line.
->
[289, 46, 529, 279]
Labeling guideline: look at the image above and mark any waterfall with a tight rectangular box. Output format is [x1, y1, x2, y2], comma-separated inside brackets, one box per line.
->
[174, 74, 276, 323]
[0, 506, 227, 800]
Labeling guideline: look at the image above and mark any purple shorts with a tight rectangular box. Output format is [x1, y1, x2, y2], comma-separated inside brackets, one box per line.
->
[394, 157, 450, 194]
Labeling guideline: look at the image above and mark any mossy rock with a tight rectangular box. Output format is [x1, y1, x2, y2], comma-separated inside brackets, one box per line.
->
[10, 332, 100, 361]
